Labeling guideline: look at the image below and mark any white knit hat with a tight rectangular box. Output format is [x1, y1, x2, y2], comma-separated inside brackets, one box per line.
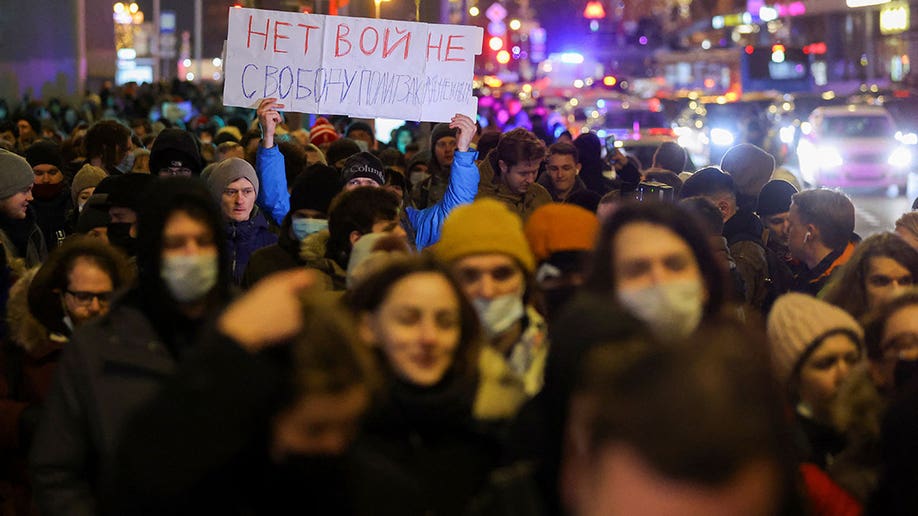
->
[766, 293, 863, 384]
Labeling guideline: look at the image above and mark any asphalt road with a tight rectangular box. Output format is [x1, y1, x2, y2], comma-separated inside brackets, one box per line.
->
[848, 190, 913, 237]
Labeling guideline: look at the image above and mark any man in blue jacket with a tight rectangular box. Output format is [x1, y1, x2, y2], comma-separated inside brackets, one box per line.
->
[254, 98, 478, 250]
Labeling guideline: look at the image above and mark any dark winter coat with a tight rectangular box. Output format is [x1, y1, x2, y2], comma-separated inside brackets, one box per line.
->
[0, 269, 66, 516]
[350, 373, 501, 516]
[241, 217, 304, 289]
[225, 206, 278, 284]
[536, 174, 601, 212]
[32, 186, 73, 251]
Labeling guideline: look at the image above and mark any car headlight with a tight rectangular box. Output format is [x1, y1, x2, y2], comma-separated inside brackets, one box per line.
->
[889, 146, 913, 168]
[710, 128, 735, 146]
[820, 146, 843, 168]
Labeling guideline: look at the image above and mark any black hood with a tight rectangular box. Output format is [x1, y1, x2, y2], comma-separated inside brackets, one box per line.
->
[134, 177, 232, 307]
[149, 128, 204, 176]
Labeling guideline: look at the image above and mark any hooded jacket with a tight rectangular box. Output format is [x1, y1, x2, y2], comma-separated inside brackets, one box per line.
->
[723, 207, 769, 310]
[29, 178, 233, 516]
[475, 150, 551, 221]
[1, 269, 66, 516]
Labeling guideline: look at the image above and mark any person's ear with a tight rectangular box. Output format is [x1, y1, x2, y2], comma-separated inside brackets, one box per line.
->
[349, 230, 362, 247]
[498, 160, 508, 175]
[575, 163, 582, 175]
[358, 312, 376, 346]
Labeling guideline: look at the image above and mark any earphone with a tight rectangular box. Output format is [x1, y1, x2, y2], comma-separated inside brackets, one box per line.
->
[804, 232, 811, 243]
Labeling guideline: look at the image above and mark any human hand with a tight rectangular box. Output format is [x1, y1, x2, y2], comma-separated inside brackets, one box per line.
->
[218, 269, 319, 351]
[256, 98, 284, 148]
[450, 114, 476, 153]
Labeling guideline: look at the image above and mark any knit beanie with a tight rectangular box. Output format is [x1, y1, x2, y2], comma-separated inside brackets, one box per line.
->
[345, 121, 374, 138]
[24, 140, 63, 169]
[149, 128, 204, 176]
[433, 198, 536, 273]
[289, 164, 340, 215]
[720, 143, 775, 205]
[71, 164, 108, 206]
[340, 152, 386, 187]
[0, 149, 36, 199]
[310, 117, 339, 146]
[767, 293, 864, 384]
[206, 157, 260, 201]
[325, 138, 361, 168]
[524, 203, 599, 263]
[430, 123, 457, 149]
[756, 179, 798, 217]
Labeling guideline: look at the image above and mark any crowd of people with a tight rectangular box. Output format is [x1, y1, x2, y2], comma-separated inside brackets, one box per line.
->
[0, 80, 917, 515]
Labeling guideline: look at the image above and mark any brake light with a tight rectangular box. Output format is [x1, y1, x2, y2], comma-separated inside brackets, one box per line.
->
[648, 128, 676, 137]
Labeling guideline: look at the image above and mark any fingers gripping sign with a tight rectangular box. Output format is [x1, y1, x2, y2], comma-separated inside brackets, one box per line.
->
[450, 113, 475, 153]
[256, 98, 285, 148]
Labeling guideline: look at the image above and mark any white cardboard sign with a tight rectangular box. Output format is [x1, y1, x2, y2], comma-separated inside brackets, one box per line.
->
[223, 7, 482, 122]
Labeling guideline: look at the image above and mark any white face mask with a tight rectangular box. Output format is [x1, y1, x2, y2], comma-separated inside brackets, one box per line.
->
[409, 171, 428, 187]
[617, 279, 705, 340]
[473, 292, 525, 338]
[160, 254, 219, 302]
[291, 217, 328, 241]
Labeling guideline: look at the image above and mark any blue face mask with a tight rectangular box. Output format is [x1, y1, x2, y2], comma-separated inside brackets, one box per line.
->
[292, 218, 328, 241]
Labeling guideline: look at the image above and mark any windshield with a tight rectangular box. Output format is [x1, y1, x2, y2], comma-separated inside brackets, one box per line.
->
[601, 110, 668, 129]
[823, 115, 894, 137]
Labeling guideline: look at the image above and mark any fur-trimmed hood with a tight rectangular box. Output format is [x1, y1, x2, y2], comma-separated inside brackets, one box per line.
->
[6, 267, 66, 357]
[828, 362, 887, 501]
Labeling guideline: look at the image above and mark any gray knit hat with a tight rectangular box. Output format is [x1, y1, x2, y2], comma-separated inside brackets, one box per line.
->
[205, 157, 259, 201]
[71, 164, 108, 206]
[766, 293, 864, 384]
[0, 149, 35, 199]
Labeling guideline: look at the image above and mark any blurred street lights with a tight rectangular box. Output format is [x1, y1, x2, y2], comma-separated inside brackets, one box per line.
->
[375, 0, 391, 18]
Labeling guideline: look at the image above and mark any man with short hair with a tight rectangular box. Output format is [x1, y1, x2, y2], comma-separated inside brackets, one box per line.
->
[787, 188, 857, 296]
[0, 149, 45, 267]
[680, 167, 769, 310]
[537, 142, 601, 212]
[301, 187, 407, 290]
[563, 324, 794, 516]
[477, 128, 552, 220]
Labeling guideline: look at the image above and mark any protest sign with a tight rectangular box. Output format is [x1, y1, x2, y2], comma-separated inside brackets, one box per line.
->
[223, 7, 483, 122]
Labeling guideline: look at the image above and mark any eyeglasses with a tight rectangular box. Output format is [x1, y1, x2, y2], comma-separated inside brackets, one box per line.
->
[65, 290, 113, 306]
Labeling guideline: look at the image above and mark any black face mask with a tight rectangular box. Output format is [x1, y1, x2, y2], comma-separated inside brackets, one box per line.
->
[107, 222, 136, 256]
[32, 182, 65, 201]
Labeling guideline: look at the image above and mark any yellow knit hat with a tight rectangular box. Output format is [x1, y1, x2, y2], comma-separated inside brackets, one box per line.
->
[433, 198, 536, 273]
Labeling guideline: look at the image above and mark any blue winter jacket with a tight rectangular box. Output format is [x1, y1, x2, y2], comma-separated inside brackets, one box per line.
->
[255, 145, 479, 250]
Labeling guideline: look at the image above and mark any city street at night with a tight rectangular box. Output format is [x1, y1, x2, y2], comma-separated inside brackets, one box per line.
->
[4, 1, 918, 515]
